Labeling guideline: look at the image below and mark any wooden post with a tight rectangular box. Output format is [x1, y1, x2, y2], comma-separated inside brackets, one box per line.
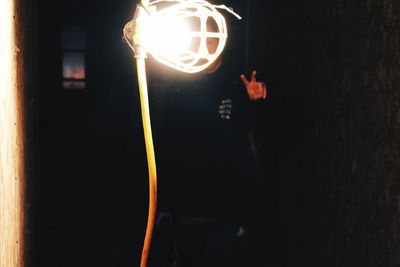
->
[0, 0, 25, 266]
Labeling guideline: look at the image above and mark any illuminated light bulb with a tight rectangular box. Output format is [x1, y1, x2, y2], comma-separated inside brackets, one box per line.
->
[145, 17, 192, 58]
[123, 0, 241, 73]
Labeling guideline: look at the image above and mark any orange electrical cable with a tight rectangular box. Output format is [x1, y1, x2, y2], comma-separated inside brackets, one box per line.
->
[136, 57, 158, 267]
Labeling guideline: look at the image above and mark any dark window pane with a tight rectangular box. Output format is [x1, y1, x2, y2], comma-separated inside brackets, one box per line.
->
[62, 27, 86, 49]
[63, 52, 85, 79]
[63, 81, 85, 89]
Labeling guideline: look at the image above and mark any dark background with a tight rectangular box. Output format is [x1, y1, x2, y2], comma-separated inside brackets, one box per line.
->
[21, 0, 400, 266]
[29, 0, 280, 266]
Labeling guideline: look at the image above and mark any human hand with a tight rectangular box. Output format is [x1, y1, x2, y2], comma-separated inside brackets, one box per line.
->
[240, 70, 267, 101]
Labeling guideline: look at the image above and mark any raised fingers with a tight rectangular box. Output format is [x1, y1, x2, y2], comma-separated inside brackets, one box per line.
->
[240, 74, 249, 86]
[251, 70, 257, 82]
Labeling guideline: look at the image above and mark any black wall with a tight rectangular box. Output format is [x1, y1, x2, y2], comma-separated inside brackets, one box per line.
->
[34, 0, 148, 266]
[274, 0, 400, 266]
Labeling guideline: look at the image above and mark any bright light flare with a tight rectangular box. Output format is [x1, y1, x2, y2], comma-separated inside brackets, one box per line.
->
[145, 18, 192, 58]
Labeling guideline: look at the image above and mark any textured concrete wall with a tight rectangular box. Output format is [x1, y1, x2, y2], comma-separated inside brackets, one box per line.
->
[276, 0, 400, 266]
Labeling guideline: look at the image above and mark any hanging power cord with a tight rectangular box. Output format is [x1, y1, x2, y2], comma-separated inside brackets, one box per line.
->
[123, 1, 240, 266]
